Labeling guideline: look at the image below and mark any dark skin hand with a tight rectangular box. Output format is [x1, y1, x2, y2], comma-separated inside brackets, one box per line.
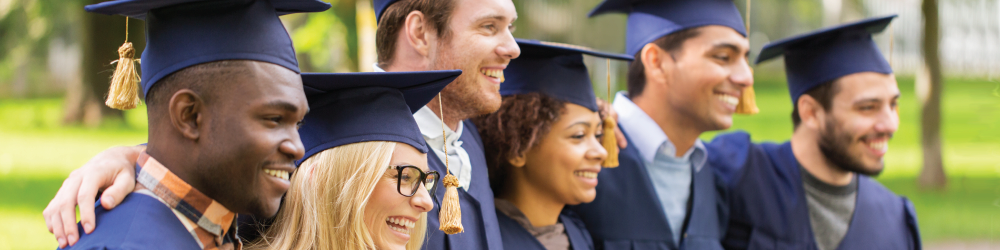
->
[43, 61, 308, 248]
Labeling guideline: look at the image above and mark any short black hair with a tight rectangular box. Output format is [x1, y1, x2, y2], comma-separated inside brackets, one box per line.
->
[145, 60, 252, 109]
[627, 27, 703, 98]
[792, 80, 840, 128]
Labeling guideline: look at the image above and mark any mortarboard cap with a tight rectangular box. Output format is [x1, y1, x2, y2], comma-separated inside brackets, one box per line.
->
[755, 15, 896, 105]
[296, 70, 461, 166]
[503, 39, 633, 112]
[589, 0, 746, 56]
[85, 0, 331, 101]
[373, 0, 398, 24]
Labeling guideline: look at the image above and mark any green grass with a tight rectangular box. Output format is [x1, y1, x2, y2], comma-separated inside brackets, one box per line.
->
[0, 77, 998, 249]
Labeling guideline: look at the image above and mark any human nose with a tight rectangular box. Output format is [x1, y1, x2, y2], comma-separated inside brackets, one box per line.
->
[280, 134, 306, 161]
[410, 183, 434, 213]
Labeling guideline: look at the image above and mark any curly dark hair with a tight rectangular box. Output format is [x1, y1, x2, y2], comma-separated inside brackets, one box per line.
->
[471, 93, 604, 193]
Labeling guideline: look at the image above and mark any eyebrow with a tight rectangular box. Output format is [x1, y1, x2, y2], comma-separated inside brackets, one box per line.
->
[711, 43, 743, 53]
[475, 14, 511, 23]
[564, 121, 595, 130]
[261, 100, 301, 113]
[853, 93, 901, 105]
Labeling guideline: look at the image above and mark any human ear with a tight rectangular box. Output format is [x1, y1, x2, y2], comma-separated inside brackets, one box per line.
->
[507, 154, 526, 168]
[640, 44, 674, 89]
[168, 89, 204, 140]
[403, 11, 431, 57]
[797, 95, 824, 130]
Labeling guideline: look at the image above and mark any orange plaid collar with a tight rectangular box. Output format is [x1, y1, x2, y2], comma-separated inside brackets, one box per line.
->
[135, 151, 240, 250]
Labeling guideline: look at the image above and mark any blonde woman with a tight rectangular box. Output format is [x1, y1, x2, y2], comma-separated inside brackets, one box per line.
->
[248, 70, 461, 250]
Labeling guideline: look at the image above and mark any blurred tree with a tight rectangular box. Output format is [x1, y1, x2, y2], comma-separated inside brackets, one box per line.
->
[63, 0, 144, 127]
[917, 0, 946, 189]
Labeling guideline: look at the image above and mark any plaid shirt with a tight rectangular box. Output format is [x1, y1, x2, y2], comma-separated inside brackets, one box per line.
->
[134, 151, 241, 250]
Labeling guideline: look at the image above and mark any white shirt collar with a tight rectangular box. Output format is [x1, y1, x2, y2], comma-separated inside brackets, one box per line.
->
[613, 91, 706, 171]
[413, 106, 463, 145]
[373, 63, 385, 72]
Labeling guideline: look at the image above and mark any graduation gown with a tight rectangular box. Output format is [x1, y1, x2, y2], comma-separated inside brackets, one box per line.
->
[569, 126, 728, 250]
[706, 131, 922, 250]
[63, 194, 200, 250]
[497, 208, 594, 250]
[424, 120, 504, 250]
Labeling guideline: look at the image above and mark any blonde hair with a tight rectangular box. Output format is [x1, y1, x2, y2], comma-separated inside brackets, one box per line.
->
[249, 141, 428, 250]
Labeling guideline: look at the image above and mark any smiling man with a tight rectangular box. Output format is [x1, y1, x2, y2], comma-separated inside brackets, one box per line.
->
[706, 15, 922, 250]
[371, 0, 519, 249]
[568, 0, 753, 249]
[58, 0, 325, 249]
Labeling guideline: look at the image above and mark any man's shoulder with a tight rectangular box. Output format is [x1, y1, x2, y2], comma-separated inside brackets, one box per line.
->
[66, 193, 199, 250]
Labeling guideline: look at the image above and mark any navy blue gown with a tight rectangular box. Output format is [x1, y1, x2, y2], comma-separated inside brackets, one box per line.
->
[707, 131, 921, 250]
[570, 127, 727, 250]
[423, 120, 504, 250]
[497, 209, 594, 250]
[62, 194, 200, 249]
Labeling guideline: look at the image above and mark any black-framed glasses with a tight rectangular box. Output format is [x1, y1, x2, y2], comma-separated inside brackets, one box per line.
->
[388, 165, 440, 197]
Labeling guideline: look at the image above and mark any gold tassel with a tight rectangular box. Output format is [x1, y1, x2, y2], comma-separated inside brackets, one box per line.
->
[106, 18, 141, 110]
[436, 94, 463, 234]
[735, 0, 758, 115]
[439, 174, 464, 234]
[601, 116, 619, 167]
[735, 84, 759, 114]
[601, 59, 619, 167]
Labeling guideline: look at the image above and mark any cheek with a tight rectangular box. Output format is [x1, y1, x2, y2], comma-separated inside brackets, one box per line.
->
[365, 180, 398, 223]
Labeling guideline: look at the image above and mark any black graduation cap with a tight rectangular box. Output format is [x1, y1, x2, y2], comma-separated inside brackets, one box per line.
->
[296, 70, 462, 166]
[84, 0, 331, 103]
[502, 39, 633, 112]
[755, 15, 896, 104]
[588, 0, 746, 56]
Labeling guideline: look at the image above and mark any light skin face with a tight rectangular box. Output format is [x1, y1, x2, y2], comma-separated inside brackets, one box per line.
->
[394, 0, 521, 128]
[365, 143, 434, 250]
[187, 61, 308, 218]
[633, 25, 753, 155]
[797, 72, 900, 179]
[503, 103, 607, 226]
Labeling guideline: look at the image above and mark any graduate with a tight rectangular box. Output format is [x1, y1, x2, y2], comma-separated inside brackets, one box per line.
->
[61, 0, 328, 249]
[707, 15, 922, 250]
[471, 39, 632, 250]
[569, 0, 753, 249]
[250, 70, 460, 250]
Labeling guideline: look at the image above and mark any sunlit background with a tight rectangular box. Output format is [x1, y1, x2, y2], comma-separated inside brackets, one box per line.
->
[1, 0, 998, 249]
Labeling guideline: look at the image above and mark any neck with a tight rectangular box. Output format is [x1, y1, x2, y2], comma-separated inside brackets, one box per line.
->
[145, 139, 202, 191]
[791, 130, 854, 186]
[425, 95, 464, 131]
[498, 175, 565, 227]
[632, 95, 703, 157]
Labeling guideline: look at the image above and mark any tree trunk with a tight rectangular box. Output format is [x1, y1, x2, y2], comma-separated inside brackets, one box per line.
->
[63, 1, 144, 126]
[917, 0, 946, 189]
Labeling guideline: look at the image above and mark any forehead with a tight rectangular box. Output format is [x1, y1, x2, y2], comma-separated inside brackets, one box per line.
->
[832, 72, 899, 101]
[450, 0, 517, 24]
[682, 25, 750, 51]
[392, 143, 429, 170]
[232, 61, 306, 104]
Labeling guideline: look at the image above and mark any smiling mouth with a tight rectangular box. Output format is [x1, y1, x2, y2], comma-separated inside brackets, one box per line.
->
[480, 68, 504, 83]
[714, 93, 739, 108]
[263, 169, 290, 181]
[864, 138, 889, 154]
[386, 216, 415, 235]
[574, 170, 598, 179]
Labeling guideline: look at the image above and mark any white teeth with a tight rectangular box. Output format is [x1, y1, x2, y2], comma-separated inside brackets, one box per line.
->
[480, 68, 505, 83]
[263, 169, 290, 181]
[386, 217, 414, 234]
[574, 171, 598, 179]
[868, 140, 889, 152]
[716, 94, 739, 107]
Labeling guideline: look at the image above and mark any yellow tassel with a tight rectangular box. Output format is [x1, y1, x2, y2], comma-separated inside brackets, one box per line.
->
[601, 116, 619, 168]
[105, 42, 141, 110]
[438, 174, 464, 234]
[735, 85, 759, 115]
